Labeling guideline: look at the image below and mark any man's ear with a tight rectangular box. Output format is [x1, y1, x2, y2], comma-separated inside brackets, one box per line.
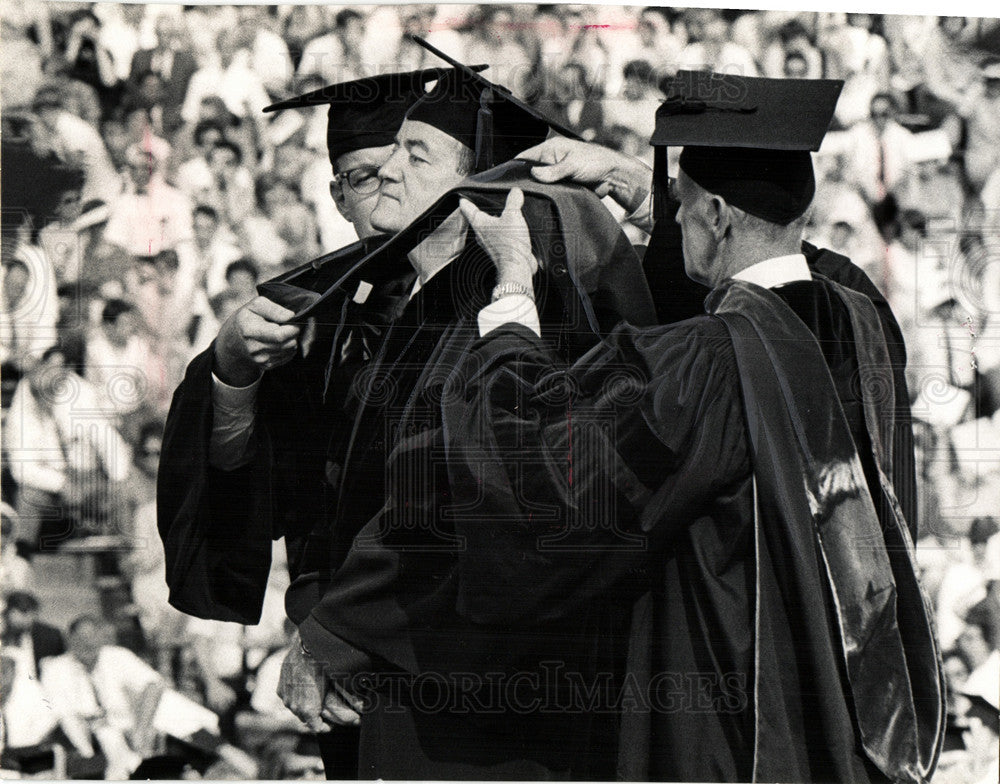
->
[329, 179, 350, 221]
[709, 195, 732, 241]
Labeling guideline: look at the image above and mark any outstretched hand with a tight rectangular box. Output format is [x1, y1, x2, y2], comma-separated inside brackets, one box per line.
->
[459, 188, 537, 290]
[516, 138, 652, 214]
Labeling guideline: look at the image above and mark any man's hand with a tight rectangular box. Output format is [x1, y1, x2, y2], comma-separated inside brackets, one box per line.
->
[516, 138, 653, 215]
[277, 633, 361, 732]
[213, 296, 301, 387]
[321, 681, 363, 727]
[459, 188, 537, 291]
[278, 635, 330, 733]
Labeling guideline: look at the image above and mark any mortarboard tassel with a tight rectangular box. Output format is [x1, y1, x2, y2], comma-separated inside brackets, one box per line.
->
[475, 88, 495, 172]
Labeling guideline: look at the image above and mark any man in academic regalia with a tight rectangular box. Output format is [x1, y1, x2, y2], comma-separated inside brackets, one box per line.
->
[157, 66, 473, 778]
[516, 71, 917, 538]
[160, 50, 655, 779]
[441, 73, 946, 781]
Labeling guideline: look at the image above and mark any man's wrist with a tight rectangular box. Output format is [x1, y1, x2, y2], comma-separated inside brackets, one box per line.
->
[607, 158, 653, 215]
[492, 279, 535, 303]
[212, 346, 261, 388]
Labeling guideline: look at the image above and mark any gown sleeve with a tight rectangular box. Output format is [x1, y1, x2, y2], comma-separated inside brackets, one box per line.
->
[443, 318, 749, 626]
[157, 346, 274, 623]
[298, 316, 749, 674]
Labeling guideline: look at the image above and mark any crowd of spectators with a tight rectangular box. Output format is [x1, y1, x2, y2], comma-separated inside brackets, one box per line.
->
[1, 4, 999, 779]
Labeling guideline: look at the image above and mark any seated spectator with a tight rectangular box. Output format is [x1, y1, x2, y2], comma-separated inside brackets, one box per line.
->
[938, 518, 999, 650]
[223, 258, 260, 308]
[59, 9, 123, 122]
[1, 225, 60, 375]
[29, 85, 120, 206]
[92, 3, 142, 87]
[957, 599, 1000, 718]
[98, 118, 132, 171]
[463, 6, 534, 99]
[40, 615, 164, 779]
[5, 346, 130, 553]
[102, 143, 193, 261]
[1, 590, 66, 680]
[1, 650, 62, 773]
[823, 13, 890, 83]
[297, 8, 368, 84]
[85, 298, 155, 423]
[823, 92, 916, 204]
[282, 4, 326, 73]
[632, 7, 684, 76]
[604, 61, 661, 161]
[536, 61, 605, 142]
[894, 16, 980, 137]
[126, 13, 198, 135]
[896, 130, 962, 224]
[254, 176, 321, 273]
[1, 506, 34, 592]
[202, 140, 257, 228]
[172, 120, 225, 200]
[677, 8, 759, 75]
[121, 496, 189, 679]
[191, 204, 243, 299]
[762, 18, 823, 79]
[180, 27, 270, 148]
[0, 0, 51, 111]
[235, 6, 293, 97]
[37, 174, 104, 287]
[119, 71, 169, 139]
[963, 58, 1000, 191]
[237, 216, 288, 277]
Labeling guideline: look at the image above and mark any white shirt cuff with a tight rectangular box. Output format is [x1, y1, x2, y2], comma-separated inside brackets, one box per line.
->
[211, 372, 262, 409]
[624, 195, 655, 235]
[209, 373, 261, 470]
[477, 295, 541, 338]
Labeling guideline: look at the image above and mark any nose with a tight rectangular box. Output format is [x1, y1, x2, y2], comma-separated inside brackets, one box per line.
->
[378, 146, 405, 184]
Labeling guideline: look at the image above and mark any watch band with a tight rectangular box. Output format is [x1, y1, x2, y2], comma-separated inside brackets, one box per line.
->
[491, 280, 535, 303]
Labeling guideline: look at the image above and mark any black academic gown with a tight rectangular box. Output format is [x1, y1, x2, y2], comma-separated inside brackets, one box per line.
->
[158, 175, 656, 780]
[438, 275, 943, 782]
[280, 176, 654, 780]
[640, 209, 917, 538]
[158, 239, 392, 621]
[158, 237, 404, 779]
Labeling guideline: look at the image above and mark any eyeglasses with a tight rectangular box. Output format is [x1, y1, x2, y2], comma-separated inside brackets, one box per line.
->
[332, 165, 381, 195]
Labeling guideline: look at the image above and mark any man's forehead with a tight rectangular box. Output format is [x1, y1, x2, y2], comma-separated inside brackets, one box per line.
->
[396, 120, 468, 157]
[333, 144, 393, 172]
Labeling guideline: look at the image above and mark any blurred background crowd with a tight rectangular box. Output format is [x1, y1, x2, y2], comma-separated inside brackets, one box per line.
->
[1, 3, 999, 780]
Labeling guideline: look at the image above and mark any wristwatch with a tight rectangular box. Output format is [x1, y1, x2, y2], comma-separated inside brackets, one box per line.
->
[491, 280, 535, 303]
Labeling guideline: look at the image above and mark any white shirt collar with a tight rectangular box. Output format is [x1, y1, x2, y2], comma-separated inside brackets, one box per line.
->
[730, 254, 811, 289]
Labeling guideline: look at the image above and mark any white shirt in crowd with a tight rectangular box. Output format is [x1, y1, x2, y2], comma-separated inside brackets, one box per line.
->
[40, 645, 160, 744]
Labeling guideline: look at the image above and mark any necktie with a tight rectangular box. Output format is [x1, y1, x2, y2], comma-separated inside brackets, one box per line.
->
[877, 134, 887, 199]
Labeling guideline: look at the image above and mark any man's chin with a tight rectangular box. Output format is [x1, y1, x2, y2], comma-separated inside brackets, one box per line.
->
[370, 205, 406, 234]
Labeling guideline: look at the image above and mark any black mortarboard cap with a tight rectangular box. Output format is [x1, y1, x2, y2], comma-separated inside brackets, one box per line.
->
[652, 71, 843, 225]
[404, 36, 580, 172]
[263, 68, 485, 166]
